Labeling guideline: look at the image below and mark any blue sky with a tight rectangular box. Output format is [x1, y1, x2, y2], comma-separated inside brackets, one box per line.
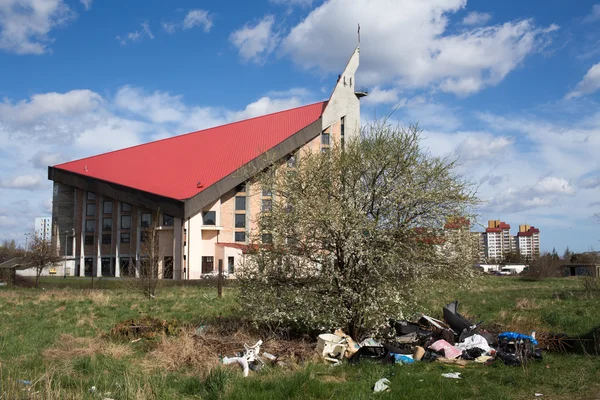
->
[0, 0, 599, 254]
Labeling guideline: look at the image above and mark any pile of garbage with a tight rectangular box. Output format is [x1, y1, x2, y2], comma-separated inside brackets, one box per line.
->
[317, 300, 542, 368]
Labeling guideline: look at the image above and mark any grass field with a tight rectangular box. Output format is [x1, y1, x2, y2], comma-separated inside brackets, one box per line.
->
[0, 276, 599, 399]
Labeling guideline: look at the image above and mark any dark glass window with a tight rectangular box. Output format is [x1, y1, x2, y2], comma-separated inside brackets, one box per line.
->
[262, 234, 273, 244]
[85, 235, 94, 245]
[86, 203, 96, 217]
[203, 211, 216, 225]
[120, 257, 131, 276]
[235, 231, 246, 242]
[85, 220, 95, 233]
[163, 214, 174, 226]
[102, 234, 112, 245]
[287, 154, 296, 167]
[236, 183, 246, 193]
[262, 188, 272, 196]
[103, 218, 112, 231]
[120, 232, 130, 243]
[228, 256, 235, 274]
[121, 202, 131, 212]
[87, 192, 96, 200]
[141, 213, 152, 228]
[235, 214, 245, 228]
[121, 215, 131, 229]
[235, 196, 246, 211]
[101, 257, 113, 277]
[103, 201, 113, 214]
[321, 132, 330, 146]
[262, 199, 272, 212]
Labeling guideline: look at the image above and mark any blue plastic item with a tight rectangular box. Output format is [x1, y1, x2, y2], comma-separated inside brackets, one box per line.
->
[391, 353, 415, 364]
[498, 332, 538, 345]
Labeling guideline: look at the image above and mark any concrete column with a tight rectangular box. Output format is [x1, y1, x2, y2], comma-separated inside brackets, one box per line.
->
[173, 217, 182, 280]
[136, 208, 141, 278]
[79, 191, 85, 277]
[115, 201, 121, 277]
[96, 195, 102, 277]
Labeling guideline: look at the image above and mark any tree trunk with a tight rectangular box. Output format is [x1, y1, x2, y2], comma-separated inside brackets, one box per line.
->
[35, 268, 40, 288]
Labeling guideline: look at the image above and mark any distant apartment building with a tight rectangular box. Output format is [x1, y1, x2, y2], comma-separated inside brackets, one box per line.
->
[481, 220, 540, 262]
[34, 217, 51, 242]
[484, 220, 512, 261]
[516, 225, 540, 260]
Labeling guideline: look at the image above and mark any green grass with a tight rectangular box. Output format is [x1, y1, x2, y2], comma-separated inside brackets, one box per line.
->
[0, 276, 599, 399]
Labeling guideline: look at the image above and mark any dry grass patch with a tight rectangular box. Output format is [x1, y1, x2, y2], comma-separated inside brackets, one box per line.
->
[43, 334, 132, 362]
[515, 298, 542, 310]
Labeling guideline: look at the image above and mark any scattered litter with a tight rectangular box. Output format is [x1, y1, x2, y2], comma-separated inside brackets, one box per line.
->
[130, 338, 141, 343]
[222, 340, 264, 377]
[262, 352, 278, 363]
[391, 353, 414, 364]
[474, 355, 493, 363]
[441, 372, 462, 379]
[17, 380, 31, 385]
[89, 386, 97, 393]
[194, 325, 207, 336]
[535, 394, 543, 397]
[455, 334, 492, 354]
[373, 378, 391, 393]
[317, 333, 347, 361]
[360, 338, 382, 347]
[413, 346, 425, 361]
[429, 340, 462, 359]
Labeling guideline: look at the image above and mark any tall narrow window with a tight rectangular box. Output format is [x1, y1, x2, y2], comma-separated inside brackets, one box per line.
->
[121, 215, 131, 229]
[103, 201, 113, 214]
[235, 232, 246, 242]
[341, 116, 345, 148]
[163, 214, 174, 226]
[86, 203, 96, 217]
[103, 218, 112, 231]
[321, 132, 330, 146]
[235, 214, 245, 228]
[141, 213, 151, 228]
[121, 202, 131, 212]
[85, 220, 95, 233]
[87, 192, 96, 201]
[235, 196, 246, 211]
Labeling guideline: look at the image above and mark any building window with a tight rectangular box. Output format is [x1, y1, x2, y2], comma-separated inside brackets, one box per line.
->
[86, 203, 96, 217]
[141, 213, 152, 228]
[235, 214, 245, 228]
[101, 257, 113, 277]
[321, 132, 330, 146]
[87, 192, 96, 201]
[121, 215, 131, 229]
[235, 231, 246, 242]
[103, 218, 112, 231]
[120, 257, 132, 276]
[228, 256, 235, 274]
[85, 220, 95, 233]
[236, 183, 246, 194]
[102, 234, 112, 245]
[163, 214, 174, 227]
[262, 199, 272, 212]
[85, 235, 94, 245]
[203, 211, 216, 225]
[287, 154, 296, 168]
[262, 233, 273, 244]
[103, 201, 113, 214]
[235, 196, 246, 211]
[341, 116, 345, 147]
[121, 202, 131, 212]
[120, 232, 130, 243]
[262, 188, 272, 197]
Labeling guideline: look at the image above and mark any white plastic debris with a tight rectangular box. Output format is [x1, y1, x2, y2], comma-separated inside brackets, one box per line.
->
[441, 372, 462, 379]
[223, 357, 250, 377]
[455, 334, 492, 354]
[373, 378, 391, 393]
[534, 394, 543, 397]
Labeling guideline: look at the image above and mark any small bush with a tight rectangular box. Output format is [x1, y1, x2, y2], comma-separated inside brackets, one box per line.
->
[582, 276, 599, 293]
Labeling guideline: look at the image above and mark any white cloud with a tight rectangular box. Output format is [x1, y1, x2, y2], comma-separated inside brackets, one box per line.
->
[283, 0, 558, 96]
[454, 134, 514, 163]
[583, 4, 600, 23]
[116, 21, 154, 45]
[0, 0, 74, 55]
[162, 21, 177, 34]
[462, 11, 491, 26]
[579, 175, 600, 189]
[114, 86, 186, 124]
[231, 96, 303, 121]
[0, 174, 44, 190]
[534, 176, 575, 195]
[80, 0, 92, 11]
[566, 63, 600, 99]
[30, 151, 65, 168]
[270, 0, 313, 6]
[230, 15, 279, 63]
[183, 9, 213, 32]
[362, 86, 401, 105]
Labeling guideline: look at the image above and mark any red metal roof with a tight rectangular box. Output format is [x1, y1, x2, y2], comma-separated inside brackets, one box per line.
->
[517, 226, 540, 237]
[54, 101, 327, 200]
